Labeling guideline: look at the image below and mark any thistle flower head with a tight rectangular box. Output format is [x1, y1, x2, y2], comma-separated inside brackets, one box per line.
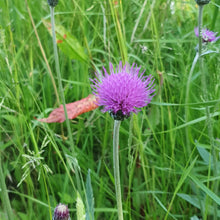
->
[91, 62, 155, 120]
[194, 27, 220, 43]
[53, 203, 70, 220]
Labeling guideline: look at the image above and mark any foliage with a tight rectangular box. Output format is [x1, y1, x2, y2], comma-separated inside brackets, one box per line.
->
[0, 0, 220, 219]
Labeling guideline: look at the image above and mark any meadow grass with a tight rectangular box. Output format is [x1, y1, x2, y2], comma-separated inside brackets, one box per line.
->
[0, 0, 220, 219]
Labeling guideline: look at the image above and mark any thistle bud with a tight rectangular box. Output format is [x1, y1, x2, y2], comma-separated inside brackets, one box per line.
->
[48, 0, 58, 7]
[195, 0, 210, 5]
[109, 110, 130, 121]
[53, 203, 71, 220]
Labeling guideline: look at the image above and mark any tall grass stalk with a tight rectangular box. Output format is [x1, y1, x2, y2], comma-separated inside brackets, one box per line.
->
[50, 5, 81, 192]
[28, 123, 53, 218]
[197, 4, 217, 220]
[0, 155, 14, 220]
[109, 0, 127, 64]
[211, 1, 219, 29]
[25, 0, 60, 105]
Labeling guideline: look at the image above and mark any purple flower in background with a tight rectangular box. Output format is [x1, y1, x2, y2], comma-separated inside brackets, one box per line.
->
[194, 27, 220, 43]
[53, 203, 70, 220]
[91, 62, 155, 120]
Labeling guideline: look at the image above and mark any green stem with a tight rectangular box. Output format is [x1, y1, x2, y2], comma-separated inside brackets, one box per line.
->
[185, 53, 199, 157]
[185, 53, 199, 105]
[113, 120, 123, 220]
[50, 6, 81, 192]
[109, 0, 127, 64]
[198, 6, 203, 61]
[211, 1, 219, 29]
[0, 154, 14, 220]
[198, 5, 217, 220]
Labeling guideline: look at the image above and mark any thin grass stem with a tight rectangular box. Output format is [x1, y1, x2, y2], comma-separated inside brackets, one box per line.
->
[0, 155, 14, 220]
[25, 0, 60, 105]
[109, 0, 127, 64]
[198, 5, 218, 220]
[211, 1, 219, 29]
[50, 6, 81, 192]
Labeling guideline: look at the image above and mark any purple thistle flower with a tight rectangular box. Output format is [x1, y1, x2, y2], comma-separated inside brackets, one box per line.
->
[194, 27, 220, 43]
[91, 62, 155, 120]
[53, 203, 71, 220]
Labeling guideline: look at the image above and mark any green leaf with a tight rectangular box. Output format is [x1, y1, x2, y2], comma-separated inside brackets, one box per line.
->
[189, 174, 220, 206]
[58, 192, 75, 204]
[165, 156, 198, 220]
[190, 216, 200, 220]
[17, 212, 29, 220]
[196, 141, 213, 165]
[177, 193, 201, 209]
[43, 20, 88, 63]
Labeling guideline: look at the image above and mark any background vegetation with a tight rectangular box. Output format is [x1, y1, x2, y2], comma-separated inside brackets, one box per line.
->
[0, 0, 220, 219]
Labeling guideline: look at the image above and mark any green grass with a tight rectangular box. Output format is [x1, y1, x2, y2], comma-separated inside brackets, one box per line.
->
[0, 0, 220, 219]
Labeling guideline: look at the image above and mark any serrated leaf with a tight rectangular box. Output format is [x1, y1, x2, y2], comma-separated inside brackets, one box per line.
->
[43, 20, 88, 63]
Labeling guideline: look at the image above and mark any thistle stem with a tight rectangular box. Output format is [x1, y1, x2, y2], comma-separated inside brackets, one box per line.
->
[113, 120, 123, 220]
[198, 5, 217, 220]
[50, 6, 81, 192]
[185, 52, 199, 157]
[198, 6, 203, 60]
